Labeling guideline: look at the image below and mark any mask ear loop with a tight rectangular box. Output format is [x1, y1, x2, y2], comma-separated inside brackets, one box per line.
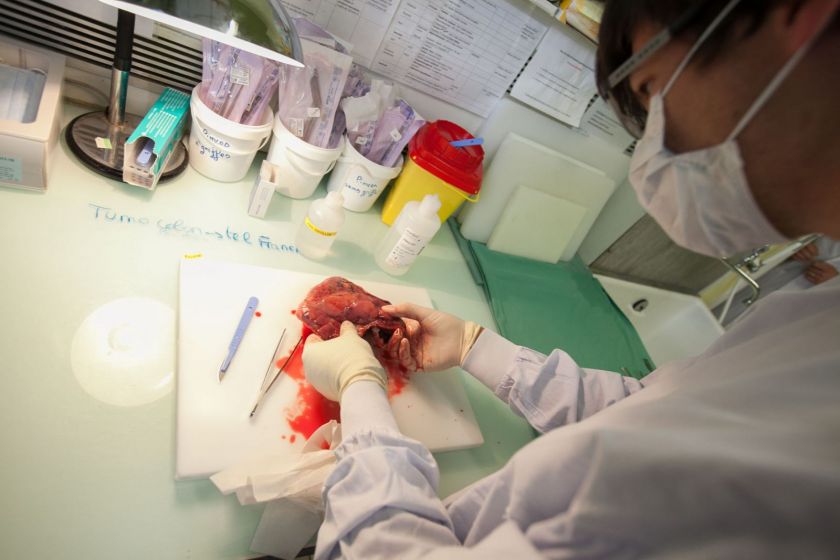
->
[661, 0, 743, 98]
[727, 12, 835, 141]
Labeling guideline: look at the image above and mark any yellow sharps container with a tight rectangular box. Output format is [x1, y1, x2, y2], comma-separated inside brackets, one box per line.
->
[381, 120, 484, 225]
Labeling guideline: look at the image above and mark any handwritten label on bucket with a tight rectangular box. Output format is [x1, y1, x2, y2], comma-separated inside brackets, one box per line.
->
[345, 173, 380, 199]
[201, 128, 232, 148]
[195, 138, 232, 162]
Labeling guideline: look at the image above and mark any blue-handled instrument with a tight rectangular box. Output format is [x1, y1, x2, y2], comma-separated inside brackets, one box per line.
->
[219, 296, 259, 381]
[449, 137, 483, 147]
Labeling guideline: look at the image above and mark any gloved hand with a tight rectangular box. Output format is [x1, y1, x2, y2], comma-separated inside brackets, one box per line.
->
[792, 242, 819, 262]
[804, 261, 839, 285]
[382, 303, 483, 372]
[302, 321, 387, 401]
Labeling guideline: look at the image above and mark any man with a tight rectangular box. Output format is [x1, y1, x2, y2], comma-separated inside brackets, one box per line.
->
[302, 1, 840, 557]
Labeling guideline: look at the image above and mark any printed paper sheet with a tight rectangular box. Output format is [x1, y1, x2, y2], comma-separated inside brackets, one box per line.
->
[369, 0, 547, 117]
[510, 23, 597, 127]
[576, 95, 636, 153]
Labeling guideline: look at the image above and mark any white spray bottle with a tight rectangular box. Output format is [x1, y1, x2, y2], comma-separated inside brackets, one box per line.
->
[375, 194, 442, 276]
[295, 191, 345, 260]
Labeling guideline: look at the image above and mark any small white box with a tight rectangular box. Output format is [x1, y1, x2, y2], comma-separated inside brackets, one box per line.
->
[248, 160, 279, 218]
[0, 40, 65, 192]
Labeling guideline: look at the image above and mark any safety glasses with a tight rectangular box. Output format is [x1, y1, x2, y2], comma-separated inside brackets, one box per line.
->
[603, 2, 707, 139]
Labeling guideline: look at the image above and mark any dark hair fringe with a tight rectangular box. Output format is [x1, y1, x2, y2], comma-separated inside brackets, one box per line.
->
[595, 0, 795, 134]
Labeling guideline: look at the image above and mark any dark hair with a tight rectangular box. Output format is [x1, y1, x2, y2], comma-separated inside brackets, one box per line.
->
[596, 0, 794, 135]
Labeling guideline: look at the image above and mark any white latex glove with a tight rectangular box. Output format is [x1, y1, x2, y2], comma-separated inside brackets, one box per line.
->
[381, 303, 483, 372]
[302, 321, 388, 401]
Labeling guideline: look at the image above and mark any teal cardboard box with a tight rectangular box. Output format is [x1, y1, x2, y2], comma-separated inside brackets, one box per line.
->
[123, 87, 189, 190]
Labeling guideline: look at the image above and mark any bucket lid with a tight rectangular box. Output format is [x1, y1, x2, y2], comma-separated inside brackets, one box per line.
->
[408, 121, 484, 195]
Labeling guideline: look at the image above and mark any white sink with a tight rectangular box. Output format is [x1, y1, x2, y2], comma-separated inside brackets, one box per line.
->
[595, 275, 724, 366]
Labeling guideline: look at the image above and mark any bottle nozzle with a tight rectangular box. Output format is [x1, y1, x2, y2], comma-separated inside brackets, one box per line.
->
[325, 191, 344, 207]
[419, 194, 442, 217]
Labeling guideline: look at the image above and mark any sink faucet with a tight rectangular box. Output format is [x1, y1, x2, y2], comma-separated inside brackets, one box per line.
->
[741, 246, 768, 273]
[720, 245, 769, 307]
[718, 235, 823, 324]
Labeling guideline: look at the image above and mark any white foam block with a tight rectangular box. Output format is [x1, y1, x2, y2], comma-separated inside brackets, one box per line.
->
[488, 186, 588, 263]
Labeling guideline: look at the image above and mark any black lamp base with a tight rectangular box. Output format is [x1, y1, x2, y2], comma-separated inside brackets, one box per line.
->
[65, 110, 188, 183]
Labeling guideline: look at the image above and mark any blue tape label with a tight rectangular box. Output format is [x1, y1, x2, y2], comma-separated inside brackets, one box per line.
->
[0, 155, 23, 183]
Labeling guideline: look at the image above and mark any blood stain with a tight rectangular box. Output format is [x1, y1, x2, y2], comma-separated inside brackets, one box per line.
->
[279, 325, 415, 440]
[255, 311, 262, 317]
[287, 381, 341, 439]
[289, 434, 297, 444]
[381, 359, 410, 398]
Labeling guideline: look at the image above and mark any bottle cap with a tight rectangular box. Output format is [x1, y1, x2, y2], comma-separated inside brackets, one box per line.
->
[408, 121, 484, 195]
[325, 191, 344, 207]
[419, 194, 442, 217]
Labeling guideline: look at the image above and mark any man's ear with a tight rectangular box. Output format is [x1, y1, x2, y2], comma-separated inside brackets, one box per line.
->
[778, 0, 839, 54]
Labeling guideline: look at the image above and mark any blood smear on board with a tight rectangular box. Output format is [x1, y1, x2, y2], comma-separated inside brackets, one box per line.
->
[383, 359, 410, 397]
[280, 325, 412, 440]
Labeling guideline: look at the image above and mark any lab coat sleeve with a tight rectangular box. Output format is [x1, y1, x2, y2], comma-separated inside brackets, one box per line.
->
[316, 381, 511, 559]
[316, 427, 462, 560]
[462, 330, 644, 433]
[816, 236, 840, 261]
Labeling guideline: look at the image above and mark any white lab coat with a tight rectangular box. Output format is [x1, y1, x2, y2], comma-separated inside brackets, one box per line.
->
[315, 277, 840, 559]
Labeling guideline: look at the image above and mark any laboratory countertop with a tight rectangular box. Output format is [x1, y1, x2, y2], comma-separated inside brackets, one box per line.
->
[0, 104, 535, 559]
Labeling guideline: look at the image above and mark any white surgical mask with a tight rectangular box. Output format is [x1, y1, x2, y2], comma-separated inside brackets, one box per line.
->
[628, 1, 827, 258]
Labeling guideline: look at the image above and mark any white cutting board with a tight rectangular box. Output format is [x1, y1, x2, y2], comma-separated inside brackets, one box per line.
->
[176, 258, 483, 479]
[459, 133, 616, 250]
[487, 186, 588, 263]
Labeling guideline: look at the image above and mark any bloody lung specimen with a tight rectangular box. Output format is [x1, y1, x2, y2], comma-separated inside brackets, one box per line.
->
[296, 277, 407, 358]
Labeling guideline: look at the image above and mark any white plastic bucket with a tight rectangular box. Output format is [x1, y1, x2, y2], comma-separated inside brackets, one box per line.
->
[266, 115, 344, 199]
[188, 86, 273, 182]
[326, 139, 403, 212]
